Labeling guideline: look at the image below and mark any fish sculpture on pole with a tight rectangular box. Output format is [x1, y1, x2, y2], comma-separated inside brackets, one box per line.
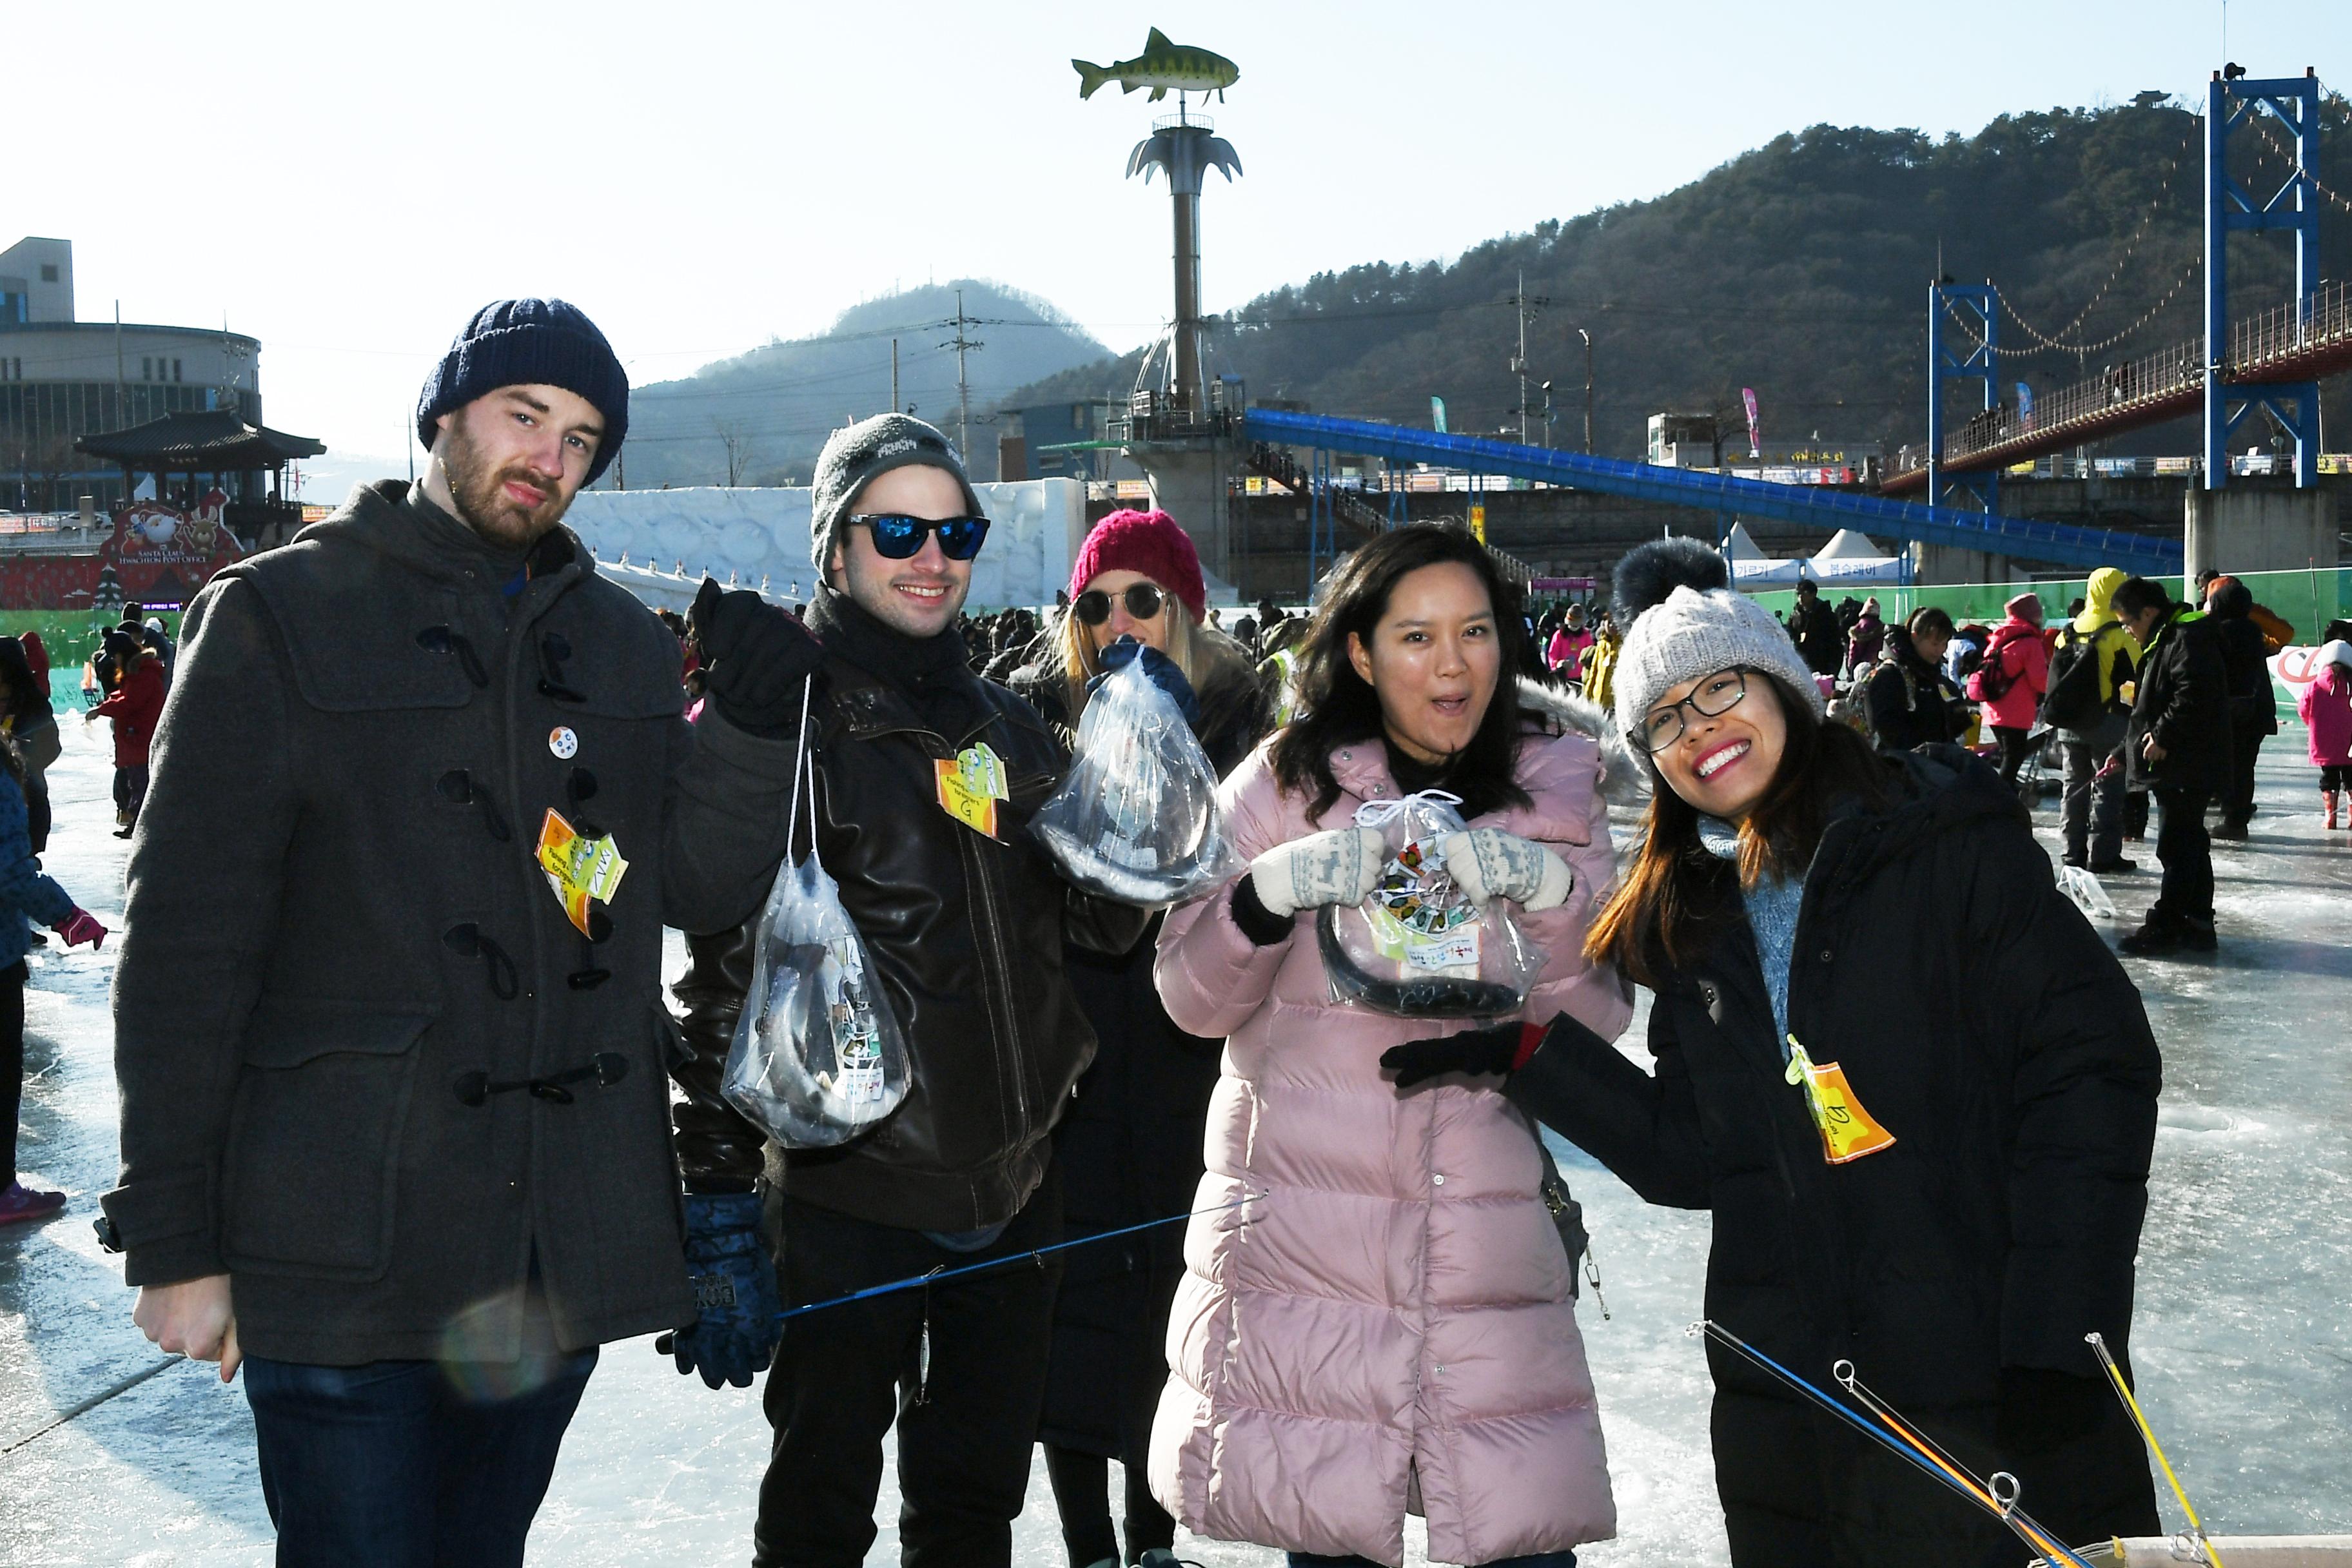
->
[1073, 28, 1239, 102]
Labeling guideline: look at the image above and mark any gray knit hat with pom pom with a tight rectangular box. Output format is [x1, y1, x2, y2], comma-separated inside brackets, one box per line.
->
[1611, 537, 1825, 740]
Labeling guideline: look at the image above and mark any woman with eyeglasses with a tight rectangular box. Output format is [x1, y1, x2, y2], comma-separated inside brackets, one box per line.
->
[1008, 509, 1275, 1568]
[1149, 525, 1626, 1568]
[1381, 538, 2162, 1566]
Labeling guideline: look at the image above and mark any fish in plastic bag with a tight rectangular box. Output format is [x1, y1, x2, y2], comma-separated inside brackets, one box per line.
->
[722, 685, 912, 1148]
[2057, 863, 2118, 921]
[1028, 656, 1241, 906]
[1317, 789, 1544, 1017]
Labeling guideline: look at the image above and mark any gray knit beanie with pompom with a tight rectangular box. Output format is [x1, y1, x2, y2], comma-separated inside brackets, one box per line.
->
[1610, 537, 1825, 741]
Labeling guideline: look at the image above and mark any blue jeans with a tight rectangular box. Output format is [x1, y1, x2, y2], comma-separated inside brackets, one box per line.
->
[1288, 1553, 1577, 1567]
[244, 1349, 596, 1567]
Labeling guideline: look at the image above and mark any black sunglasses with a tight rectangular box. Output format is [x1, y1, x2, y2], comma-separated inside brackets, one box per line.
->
[850, 513, 990, 562]
[1073, 583, 1166, 626]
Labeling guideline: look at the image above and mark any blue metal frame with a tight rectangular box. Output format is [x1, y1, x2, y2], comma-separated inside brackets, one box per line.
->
[1928, 282, 2002, 513]
[1242, 408, 2180, 573]
[2206, 68, 2323, 489]
[1386, 457, 1407, 525]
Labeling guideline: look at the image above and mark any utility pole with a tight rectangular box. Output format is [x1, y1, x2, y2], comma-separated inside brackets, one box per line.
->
[1507, 270, 1547, 446]
[942, 289, 983, 463]
[890, 338, 900, 415]
[1577, 327, 1594, 454]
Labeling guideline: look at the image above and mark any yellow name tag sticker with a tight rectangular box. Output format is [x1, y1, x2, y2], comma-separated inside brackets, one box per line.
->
[537, 808, 630, 937]
[1785, 1040, 1896, 1165]
[934, 742, 1009, 839]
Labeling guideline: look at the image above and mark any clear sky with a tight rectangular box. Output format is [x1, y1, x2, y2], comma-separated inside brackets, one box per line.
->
[12, 0, 2346, 470]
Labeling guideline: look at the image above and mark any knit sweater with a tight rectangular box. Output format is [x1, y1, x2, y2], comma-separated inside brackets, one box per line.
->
[1700, 816, 1803, 1059]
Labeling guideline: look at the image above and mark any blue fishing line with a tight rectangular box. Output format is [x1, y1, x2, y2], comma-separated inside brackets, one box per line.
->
[770, 1192, 1261, 1324]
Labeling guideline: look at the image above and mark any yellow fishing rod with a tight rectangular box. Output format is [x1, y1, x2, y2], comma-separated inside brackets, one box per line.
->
[2085, 1333, 2226, 1568]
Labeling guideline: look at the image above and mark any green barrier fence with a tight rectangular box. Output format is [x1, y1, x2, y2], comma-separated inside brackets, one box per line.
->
[0, 609, 182, 708]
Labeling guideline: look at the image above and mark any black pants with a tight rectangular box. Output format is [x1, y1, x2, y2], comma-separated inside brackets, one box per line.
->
[756, 1170, 1063, 1568]
[2222, 728, 2264, 828]
[2324, 765, 2350, 792]
[113, 763, 149, 827]
[22, 772, 48, 856]
[1992, 726, 2035, 789]
[1, 960, 25, 1186]
[2151, 787, 2215, 926]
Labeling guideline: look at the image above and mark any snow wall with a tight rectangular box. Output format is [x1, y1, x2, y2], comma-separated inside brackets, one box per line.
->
[566, 479, 1089, 612]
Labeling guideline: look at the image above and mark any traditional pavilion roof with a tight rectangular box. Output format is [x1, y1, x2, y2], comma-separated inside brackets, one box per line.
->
[77, 409, 326, 471]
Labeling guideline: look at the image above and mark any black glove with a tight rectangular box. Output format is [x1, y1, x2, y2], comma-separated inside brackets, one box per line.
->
[689, 577, 825, 732]
[1996, 1365, 2112, 1456]
[1381, 1021, 1529, 1087]
[1090, 637, 1200, 726]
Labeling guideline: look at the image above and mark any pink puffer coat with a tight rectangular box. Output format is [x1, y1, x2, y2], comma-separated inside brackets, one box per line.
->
[1150, 730, 1631, 1567]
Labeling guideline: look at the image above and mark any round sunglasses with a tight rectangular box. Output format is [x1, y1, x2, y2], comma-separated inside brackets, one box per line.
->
[1073, 583, 1166, 625]
[849, 513, 990, 562]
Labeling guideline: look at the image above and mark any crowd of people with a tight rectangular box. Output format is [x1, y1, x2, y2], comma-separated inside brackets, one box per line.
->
[0, 293, 2321, 1568]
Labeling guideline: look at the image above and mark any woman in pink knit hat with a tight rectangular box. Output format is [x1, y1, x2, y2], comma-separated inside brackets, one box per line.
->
[1009, 508, 1274, 1568]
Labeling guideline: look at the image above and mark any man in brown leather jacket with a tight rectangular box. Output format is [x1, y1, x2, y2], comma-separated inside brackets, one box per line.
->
[669, 413, 1148, 1568]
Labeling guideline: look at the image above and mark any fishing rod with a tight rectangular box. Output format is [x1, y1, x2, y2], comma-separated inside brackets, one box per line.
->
[1694, 1322, 2099, 1568]
[2086, 1333, 2226, 1568]
[0, 1353, 189, 1461]
[1831, 1360, 2097, 1568]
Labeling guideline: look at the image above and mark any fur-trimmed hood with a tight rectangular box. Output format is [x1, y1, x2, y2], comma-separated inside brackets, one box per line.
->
[1520, 677, 1648, 804]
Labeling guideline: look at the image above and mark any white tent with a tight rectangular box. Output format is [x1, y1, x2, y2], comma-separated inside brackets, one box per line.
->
[1807, 528, 1906, 585]
[1721, 522, 1807, 586]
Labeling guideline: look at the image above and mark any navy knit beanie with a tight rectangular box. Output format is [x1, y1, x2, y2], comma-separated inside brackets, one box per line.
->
[415, 299, 630, 484]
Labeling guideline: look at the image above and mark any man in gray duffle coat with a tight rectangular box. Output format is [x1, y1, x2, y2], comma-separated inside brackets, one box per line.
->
[97, 300, 816, 1567]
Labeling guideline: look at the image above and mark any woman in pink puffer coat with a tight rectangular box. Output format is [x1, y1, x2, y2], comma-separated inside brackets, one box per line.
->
[1150, 528, 1629, 1568]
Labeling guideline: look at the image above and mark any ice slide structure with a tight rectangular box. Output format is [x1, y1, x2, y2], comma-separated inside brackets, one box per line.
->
[1240, 408, 2185, 576]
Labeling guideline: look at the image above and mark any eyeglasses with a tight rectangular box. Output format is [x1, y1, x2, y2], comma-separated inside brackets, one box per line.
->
[1640, 667, 1751, 753]
[849, 513, 990, 561]
[1073, 583, 1165, 626]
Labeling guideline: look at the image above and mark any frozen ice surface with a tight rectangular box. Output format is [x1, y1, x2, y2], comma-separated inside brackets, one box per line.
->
[5, 721, 2349, 1566]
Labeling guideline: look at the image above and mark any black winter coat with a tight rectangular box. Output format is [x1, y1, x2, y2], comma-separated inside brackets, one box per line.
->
[2208, 583, 2282, 738]
[1511, 749, 2161, 1565]
[101, 482, 799, 1364]
[2126, 609, 2232, 795]
[668, 590, 1151, 1234]
[1007, 636, 1275, 1457]
[1788, 598, 1844, 677]
[1863, 625, 1968, 754]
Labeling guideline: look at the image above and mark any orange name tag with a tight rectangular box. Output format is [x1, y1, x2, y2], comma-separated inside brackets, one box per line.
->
[934, 742, 1008, 839]
[1785, 1039, 1896, 1164]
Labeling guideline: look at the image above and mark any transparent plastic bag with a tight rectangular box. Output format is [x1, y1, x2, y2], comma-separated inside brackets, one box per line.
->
[1316, 789, 1545, 1018]
[2057, 863, 2118, 921]
[722, 681, 911, 1148]
[1029, 658, 1242, 906]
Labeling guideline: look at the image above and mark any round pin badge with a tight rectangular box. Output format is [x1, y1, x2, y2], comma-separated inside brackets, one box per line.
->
[548, 726, 580, 760]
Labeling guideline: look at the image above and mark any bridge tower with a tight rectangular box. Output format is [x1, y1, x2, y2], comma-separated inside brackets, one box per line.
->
[1926, 282, 2002, 514]
[2204, 67, 2323, 491]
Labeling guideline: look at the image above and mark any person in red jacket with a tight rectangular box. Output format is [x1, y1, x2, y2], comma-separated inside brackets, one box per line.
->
[85, 629, 166, 838]
[1973, 593, 2053, 790]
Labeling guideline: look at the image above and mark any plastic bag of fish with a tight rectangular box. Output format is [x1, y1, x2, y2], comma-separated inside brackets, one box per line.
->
[1317, 789, 1545, 1018]
[723, 843, 911, 1148]
[1028, 656, 1241, 907]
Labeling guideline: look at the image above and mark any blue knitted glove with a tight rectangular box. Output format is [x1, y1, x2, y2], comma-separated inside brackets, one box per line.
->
[1090, 637, 1200, 726]
[670, 1191, 781, 1389]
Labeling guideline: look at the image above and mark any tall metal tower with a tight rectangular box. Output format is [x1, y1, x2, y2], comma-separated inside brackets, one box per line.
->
[2204, 66, 2322, 489]
[1126, 103, 1242, 418]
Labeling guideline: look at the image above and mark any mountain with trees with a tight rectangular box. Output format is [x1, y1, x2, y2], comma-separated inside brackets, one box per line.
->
[1001, 93, 2352, 461]
[616, 281, 1108, 489]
